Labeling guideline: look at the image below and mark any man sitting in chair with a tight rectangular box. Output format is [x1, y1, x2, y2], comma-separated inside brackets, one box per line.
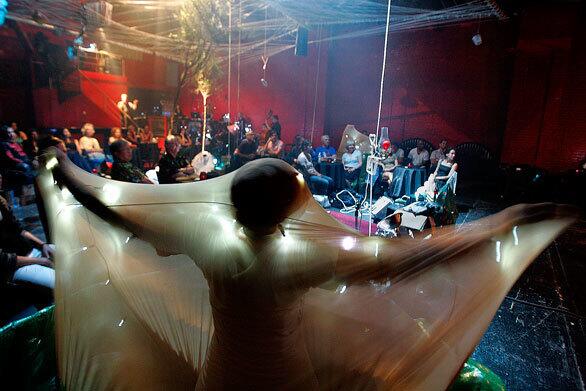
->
[157, 136, 194, 184]
[314, 135, 336, 162]
[407, 140, 430, 168]
[110, 140, 154, 184]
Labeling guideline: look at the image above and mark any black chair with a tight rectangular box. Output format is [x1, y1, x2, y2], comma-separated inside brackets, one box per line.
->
[453, 142, 497, 181]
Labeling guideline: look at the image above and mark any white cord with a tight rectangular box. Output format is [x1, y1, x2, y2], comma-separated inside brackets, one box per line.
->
[368, 0, 392, 236]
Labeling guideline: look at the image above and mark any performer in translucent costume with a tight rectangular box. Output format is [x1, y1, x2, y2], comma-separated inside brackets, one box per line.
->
[38, 151, 576, 390]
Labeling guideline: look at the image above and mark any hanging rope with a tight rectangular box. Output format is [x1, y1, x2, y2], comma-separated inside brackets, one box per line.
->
[236, 0, 242, 115]
[310, 24, 323, 144]
[227, 0, 233, 120]
[368, 0, 392, 236]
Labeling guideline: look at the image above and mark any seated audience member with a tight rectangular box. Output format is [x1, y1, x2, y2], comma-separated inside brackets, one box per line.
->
[139, 125, 156, 144]
[22, 129, 39, 159]
[233, 130, 258, 169]
[314, 134, 337, 162]
[60, 128, 92, 172]
[342, 141, 362, 187]
[0, 184, 55, 291]
[157, 136, 195, 184]
[126, 124, 139, 145]
[430, 139, 448, 172]
[407, 140, 430, 167]
[432, 148, 458, 190]
[286, 134, 305, 164]
[260, 123, 270, 143]
[263, 131, 284, 158]
[79, 123, 106, 170]
[381, 142, 404, 183]
[110, 140, 153, 184]
[38, 135, 67, 154]
[297, 141, 334, 196]
[10, 122, 27, 145]
[0, 125, 35, 200]
[419, 148, 458, 199]
[109, 127, 133, 146]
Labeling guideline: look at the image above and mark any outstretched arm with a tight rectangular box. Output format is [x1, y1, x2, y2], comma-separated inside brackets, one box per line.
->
[334, 203, 576, 285]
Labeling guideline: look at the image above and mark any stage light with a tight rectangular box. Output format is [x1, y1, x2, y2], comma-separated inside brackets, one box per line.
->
[261, 78, 268, 87]
[472, 33, 482, 46]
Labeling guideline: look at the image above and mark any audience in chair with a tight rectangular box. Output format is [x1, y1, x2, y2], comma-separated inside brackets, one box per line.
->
[418, 148, 458, 200]
[0, 125, 35, 204]
[341, 141, 362, 187]
[60, 128, 92, 172]
[407, 140, 429, 167]
[109, 127, 133, 147]
[139, 125, 156, 144]
[314, 135, 337, 162]
[262, 131, 284, 158]
[79, 123, 106, 170]
[297, 141, 334, 196]
[110, 140, 153, 184]
[233, 130, 258, 169]
[381, 142, 404, 184]
[430, 139, 448, 173]
[0, 175, 55, 292]
[158, 136, 195, 184]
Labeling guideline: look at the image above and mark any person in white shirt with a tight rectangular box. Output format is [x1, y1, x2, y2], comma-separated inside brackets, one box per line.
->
[341, 141, 362, 187]
[407, 140, 429, 167]
[430, 139, 448, 172]
[297, 141, 334, 196]
[79, 123, 106, 170]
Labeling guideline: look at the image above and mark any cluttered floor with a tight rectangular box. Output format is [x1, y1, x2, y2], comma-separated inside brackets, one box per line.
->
[11, 195, 586, 391]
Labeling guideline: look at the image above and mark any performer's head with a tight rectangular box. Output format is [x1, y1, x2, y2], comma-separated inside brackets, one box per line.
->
[231, 159, 307, 234]
[120, 93, 128, 102]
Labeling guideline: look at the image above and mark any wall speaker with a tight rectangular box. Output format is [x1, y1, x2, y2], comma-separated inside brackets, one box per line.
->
[295, 27, 308, 57]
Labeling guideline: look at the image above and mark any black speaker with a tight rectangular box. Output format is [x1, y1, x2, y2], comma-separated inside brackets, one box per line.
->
[295, 27, 308, 56]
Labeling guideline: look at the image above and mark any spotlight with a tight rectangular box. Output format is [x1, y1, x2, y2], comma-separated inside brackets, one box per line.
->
[261, 78, 268, 87]
[472, 33, 483, 46]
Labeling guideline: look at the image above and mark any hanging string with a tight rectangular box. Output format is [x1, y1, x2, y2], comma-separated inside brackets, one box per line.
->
[310, 24, 323, 145]
[368, 0, 392, 236]
[227, 0, 233, 120]
[236, 0, 242, 116]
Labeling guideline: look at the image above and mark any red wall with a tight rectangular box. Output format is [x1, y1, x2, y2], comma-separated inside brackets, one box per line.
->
[33, 71, 126, 128]
[501, 4, 586, 171]
[323, 22, 516, 154]
[179, 40, 329, 145]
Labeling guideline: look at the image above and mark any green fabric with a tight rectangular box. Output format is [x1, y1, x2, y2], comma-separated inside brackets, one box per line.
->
[0, 305, 59, 390]
[448, 358, 506, 391]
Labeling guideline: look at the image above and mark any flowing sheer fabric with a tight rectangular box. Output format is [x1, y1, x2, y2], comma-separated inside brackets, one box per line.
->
[37, 152, 575, 390]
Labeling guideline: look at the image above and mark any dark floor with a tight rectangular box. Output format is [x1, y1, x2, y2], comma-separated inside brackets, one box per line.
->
[11, 196, 586, 390]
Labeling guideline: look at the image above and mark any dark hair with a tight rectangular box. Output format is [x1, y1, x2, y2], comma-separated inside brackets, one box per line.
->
[38, 136, 64, 152]
[301, 140, 311, 151]
[231, 159, 304, 231]
[110, 140, 128, 156]
[269, 130, 279, 139]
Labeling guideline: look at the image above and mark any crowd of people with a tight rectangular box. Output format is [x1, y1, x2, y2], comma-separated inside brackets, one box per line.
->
[0, 116, 462, 323]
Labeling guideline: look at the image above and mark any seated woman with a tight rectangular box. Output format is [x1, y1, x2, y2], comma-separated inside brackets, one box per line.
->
[0, 125, 35, 203]
[139, 125, 156, 144]
[109, 127, 134, 147]
[341, 141, 362, 187]
[126, 124, 139, 145]
[418, 148, 458, 200]
[0, 181, 55, 292]
[79, 123, 107, 170]
[262, 131, 284, 158]
[297, 140, 334, 196]
[61, 128, 92, 172]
